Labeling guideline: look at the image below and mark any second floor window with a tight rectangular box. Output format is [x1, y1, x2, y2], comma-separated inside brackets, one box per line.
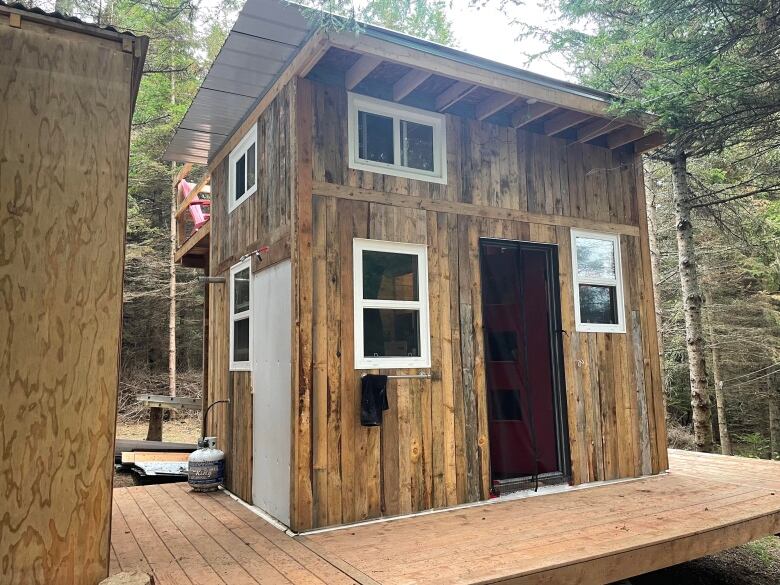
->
[229, 125, 257, 212]
[348, 93, 447, 184]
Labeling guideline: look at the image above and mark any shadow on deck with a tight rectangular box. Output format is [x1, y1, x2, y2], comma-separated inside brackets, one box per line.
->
[111, 450, 780, 585]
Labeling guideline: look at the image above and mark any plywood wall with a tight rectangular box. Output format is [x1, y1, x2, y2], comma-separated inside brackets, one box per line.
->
[0, 18, 137, 585]
[205, 81, 296, 503]
[289, 79, 667, 531]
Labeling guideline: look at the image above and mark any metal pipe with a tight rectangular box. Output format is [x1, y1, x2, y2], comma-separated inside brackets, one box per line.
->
[360, 372, 432, 380]
[198, 276, 226, 285]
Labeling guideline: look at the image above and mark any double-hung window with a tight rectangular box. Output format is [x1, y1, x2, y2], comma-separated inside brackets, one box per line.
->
[230, 259, 252, 370]
[229, 125, 257, 212]
[353, 239, 431, 369]
[348, 93, 447, 184]
[571, 230, 625, 333]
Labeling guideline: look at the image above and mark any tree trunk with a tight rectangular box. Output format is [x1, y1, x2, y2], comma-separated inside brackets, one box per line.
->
[146, 407, 163, 442]
[645, 177, 666, 405]
[704, 288, 731, 455]
[168, 63, 177, 400]
[671, 152, 713, 452]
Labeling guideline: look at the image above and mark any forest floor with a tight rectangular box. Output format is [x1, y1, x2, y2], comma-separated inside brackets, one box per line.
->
[115, 416, 200, 444]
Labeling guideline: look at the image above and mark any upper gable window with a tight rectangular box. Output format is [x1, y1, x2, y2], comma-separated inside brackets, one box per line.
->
[571, 230, 626, 333]
[229, 125, 257, 212]
[348, 93, 447, 184]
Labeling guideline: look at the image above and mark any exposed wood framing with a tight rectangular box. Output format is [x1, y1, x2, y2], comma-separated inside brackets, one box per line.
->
[577, 119, 625, 143]
[633, 132, 666, 154]
[435, 80, 476, 111]
[474, 92, 517, 121]
[511, 101, 557, 128]
[544, 110, 591, 136]
[328, 31, 653, 126]
[174, 221, 210, 263]
[608, 126, 646, 149]
[345, 54, 383, 90]
[393, 69, 431, 101]
[175, 174, 211, 219]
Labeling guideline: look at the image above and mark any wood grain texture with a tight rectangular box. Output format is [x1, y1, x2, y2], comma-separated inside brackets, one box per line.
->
[287, 80, 667, 530]
[0, 18, 137, 584]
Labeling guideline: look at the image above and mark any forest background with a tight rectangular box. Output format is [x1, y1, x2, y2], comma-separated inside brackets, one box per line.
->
[24, 0, 780, 457]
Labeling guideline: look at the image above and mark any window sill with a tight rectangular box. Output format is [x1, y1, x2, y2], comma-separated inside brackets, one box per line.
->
[575, 324, 626, 334]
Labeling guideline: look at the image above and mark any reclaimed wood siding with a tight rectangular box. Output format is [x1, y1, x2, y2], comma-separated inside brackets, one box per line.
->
[205, 82, 295, 503]
[290, 79, 667, 530]
[0, 19, 136, 584]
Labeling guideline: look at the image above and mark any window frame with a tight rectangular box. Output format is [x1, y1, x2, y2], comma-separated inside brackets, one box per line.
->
[353, 238, 432, 370]
[228, 125, 258, 213]
[570, 229, 626, 334]
[229, 258, 252, 371]
[347, 92, 447, 185]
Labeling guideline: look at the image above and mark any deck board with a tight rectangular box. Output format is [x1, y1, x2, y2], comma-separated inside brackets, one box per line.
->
[111, 450, 780, 584]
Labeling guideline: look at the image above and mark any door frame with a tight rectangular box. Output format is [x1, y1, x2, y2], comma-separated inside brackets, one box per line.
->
[478, 238, 571, 487]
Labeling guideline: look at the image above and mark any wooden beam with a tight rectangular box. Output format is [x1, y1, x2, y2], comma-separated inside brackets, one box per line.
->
[174, 162, 193, 184]
[633, 131, 666, 153]
[175, 174, 211, 219]
[576, 119, 625, 143]
[206, 31, 329, 174]
[511, 102, 557, 128]
[393, 69, 431, 101]
[174, 220, 210, 263]
[544, 110, 591, 136]
[312, 181, 640, 237]
[475, 92, 517, 121]
[435, 80, 476, 112]
[330, 31, 655, 127]
[345, 54, 383, 90]
[608, 125, 646, 149]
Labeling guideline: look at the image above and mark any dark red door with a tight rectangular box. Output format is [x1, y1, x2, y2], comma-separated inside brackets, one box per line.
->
[480, 240, 568, 489]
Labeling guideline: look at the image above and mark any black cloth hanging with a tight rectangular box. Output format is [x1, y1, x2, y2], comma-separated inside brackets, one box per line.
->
[360, 374, 389, 426]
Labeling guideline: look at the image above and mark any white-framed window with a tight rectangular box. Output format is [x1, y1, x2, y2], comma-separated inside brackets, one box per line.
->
[571, 230, 625, 333]
[230, 259, 252, 370]
[348, 93, 447, 185]
[228, 125, 257, 212]
[353, 238, 431, 369]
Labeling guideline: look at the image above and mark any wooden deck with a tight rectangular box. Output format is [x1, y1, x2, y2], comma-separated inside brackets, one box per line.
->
[111, 450, 780, 584]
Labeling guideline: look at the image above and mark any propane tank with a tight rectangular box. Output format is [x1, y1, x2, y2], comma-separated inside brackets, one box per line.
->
[188, 436, 225, 491]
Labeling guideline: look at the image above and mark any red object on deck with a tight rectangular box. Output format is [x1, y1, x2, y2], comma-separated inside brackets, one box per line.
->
[178, 179, 210, 230]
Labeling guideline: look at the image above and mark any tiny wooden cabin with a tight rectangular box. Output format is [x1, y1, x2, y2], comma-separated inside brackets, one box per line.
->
[170, 0, 667, 533]
[0, 3, 146, 583]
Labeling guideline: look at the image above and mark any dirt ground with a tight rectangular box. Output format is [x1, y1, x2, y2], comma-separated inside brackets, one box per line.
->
[115, 416, 201, 444]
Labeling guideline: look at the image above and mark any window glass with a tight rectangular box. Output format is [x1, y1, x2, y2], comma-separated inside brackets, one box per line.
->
[362, 250, 418, 301]
[235, 154, 246, 201]
[246, 143, 256, 191]
[578, 284, 618, 324]
[233, 267, 250, 313]
[358, 110, 394, 164]
[363, 308, 420, 357]
[576, 237, 616, 279]
[401, 120, 434, 171]
[233, 318, 250, 362]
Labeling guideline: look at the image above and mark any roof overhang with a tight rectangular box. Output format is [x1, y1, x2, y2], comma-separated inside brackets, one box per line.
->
[165, 0, 663, 166]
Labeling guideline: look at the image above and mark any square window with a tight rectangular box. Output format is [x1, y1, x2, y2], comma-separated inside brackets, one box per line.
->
[401, 119, 434, 171]
[353, 239, 431, 369]
[229, 126, 257, 212]
[348, 93, 447, 184]
[571, 230, 625, 333]
[578, 284, 618, 325]
[362, 250, 418, 301]
[358, 111, 394, 164]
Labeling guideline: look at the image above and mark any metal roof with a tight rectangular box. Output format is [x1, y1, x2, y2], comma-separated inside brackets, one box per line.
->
[165, 0, 625, 165]
[164, 0, 311, 163]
